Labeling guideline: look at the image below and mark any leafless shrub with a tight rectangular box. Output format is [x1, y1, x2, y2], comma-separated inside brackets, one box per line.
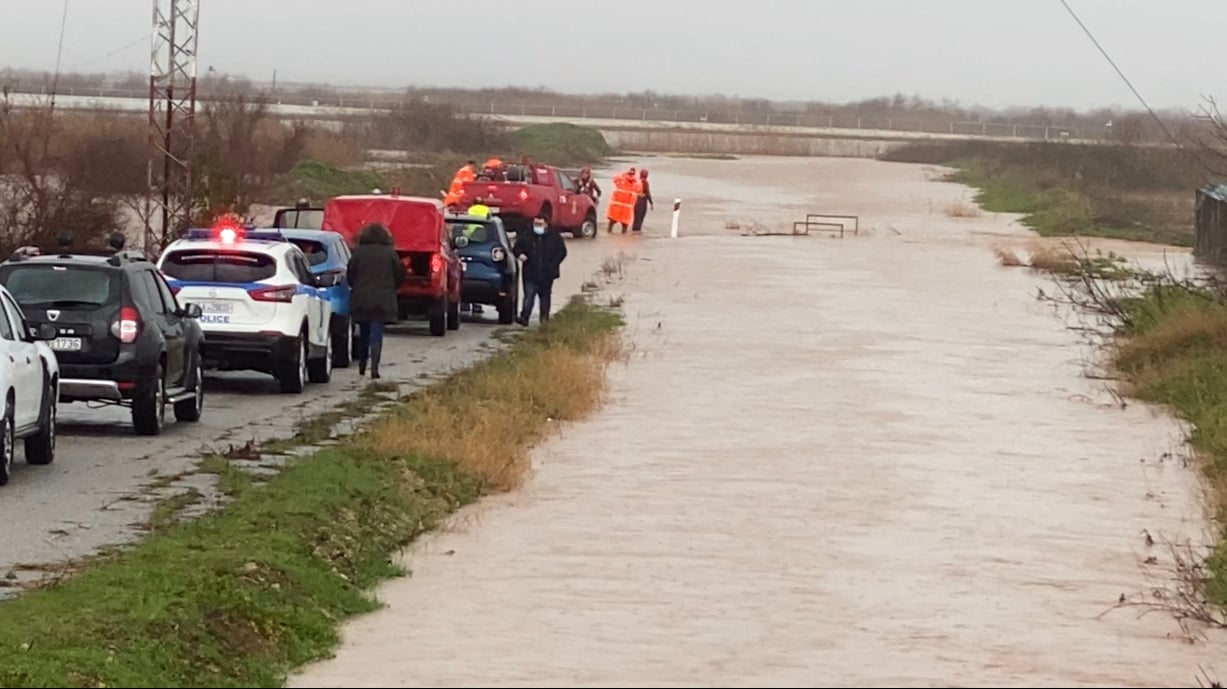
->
[1099, 532, 1226, 644]
[0, 90, 122, 256]
[344, 100, 511, 154]
[944, 202, 981, 218]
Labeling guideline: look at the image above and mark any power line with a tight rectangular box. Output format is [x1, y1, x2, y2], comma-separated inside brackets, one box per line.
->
[49, 0, 70, 109]
[1055, 0, 1182, 148]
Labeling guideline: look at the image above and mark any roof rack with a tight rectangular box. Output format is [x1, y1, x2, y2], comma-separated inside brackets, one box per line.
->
[5, 232, 148, 265]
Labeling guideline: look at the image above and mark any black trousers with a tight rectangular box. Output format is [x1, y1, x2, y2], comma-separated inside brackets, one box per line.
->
[632, 197, 649, 232]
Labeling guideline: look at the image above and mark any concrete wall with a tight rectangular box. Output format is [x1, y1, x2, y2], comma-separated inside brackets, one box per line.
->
[598, 128, 910, 158]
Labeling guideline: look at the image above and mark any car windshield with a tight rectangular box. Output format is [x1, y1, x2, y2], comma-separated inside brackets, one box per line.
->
[2, 265, 118, 308]
[288, 239, 329, 266]
[161, 250, 277, 282]
[448, 221, 496, 245]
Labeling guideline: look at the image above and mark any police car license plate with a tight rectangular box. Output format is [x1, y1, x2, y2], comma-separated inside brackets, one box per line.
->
[50, 337, 81, 352]
[200, 301, 233, 325]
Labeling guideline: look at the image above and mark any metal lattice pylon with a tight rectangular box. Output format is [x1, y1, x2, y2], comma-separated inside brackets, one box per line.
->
[142, 0, 200, 255]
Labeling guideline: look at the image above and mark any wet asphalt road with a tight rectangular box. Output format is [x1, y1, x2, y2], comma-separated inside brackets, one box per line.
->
[0, 239, 617, 594]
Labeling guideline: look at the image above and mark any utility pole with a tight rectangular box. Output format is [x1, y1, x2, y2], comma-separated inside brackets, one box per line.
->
[142, 0, 200, 255]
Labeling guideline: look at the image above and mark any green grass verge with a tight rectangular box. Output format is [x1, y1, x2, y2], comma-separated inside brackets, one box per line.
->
[0, 297, 623, 688]
[881, 140, 1200, 247]
[512, 123, 614, 167]
[1108, 285, 1227, 601]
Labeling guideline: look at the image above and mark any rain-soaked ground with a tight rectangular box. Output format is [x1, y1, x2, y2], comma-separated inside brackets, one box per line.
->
[289, 155, 1221, 688]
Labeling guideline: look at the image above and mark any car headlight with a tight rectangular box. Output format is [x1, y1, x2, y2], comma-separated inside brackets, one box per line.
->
[491, 247, 506, 262]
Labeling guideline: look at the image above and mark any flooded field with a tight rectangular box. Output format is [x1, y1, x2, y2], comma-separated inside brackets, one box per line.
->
[289, 156, 1220, 688]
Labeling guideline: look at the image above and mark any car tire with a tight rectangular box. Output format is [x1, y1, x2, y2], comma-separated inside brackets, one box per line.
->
[332, 316, 352, 369]
[447, 298, 461, 331]
[25, 373, 56, 465]
[576, 215, 598, 239]
[174, 356, 204, 423]
[0, 399, 13, 486]
[132, 363, 167, 436]
[429, 300, 447, 337]
[278, 334, 308, 394]
[308, 322, 333, 384]
[498, 289, 516, 325]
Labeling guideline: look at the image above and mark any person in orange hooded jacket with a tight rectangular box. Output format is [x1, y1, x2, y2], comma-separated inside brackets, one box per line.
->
[606, 168, 637, 233]
[443, 160, 477, 207]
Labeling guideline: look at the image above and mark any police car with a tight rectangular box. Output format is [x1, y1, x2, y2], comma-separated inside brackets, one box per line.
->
[157, 221, 339, 394]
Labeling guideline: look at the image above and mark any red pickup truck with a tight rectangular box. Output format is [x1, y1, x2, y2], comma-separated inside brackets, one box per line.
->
[280, 194, 466, 337]
[452, 164, 599, 239]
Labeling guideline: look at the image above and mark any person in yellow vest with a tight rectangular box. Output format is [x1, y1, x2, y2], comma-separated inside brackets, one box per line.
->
[461, 203, 491, 315]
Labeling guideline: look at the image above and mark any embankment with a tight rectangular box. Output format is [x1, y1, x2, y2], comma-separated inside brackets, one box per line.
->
[881, 139, 1202, 246]
[1096, 281, 1227, 602]
[0, 296, 623, 688]
[601, 127, 910, 159]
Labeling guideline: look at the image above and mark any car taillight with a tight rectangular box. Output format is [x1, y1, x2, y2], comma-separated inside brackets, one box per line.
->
[431, 254, 444, 273]
[249, 284, 297, 303]
[491, 247, 506, 262]
[110, 306, 140, 344]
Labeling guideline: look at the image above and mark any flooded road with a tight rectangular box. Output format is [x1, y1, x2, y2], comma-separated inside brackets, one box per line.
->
[290, 156, 1221, 687]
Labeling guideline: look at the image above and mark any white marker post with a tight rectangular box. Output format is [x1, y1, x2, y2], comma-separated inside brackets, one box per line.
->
[670, 198, 682, 238]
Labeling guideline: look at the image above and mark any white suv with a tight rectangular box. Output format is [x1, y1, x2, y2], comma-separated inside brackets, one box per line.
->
[0, 283, 60, 485]
[157, 224, 338, 394]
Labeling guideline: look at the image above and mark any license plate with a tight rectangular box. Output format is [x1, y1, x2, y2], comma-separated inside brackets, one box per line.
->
[49, 337, 82, 352]
[202, 301, 234, 314]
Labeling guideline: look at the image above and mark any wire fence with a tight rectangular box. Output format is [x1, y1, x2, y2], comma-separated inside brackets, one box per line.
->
[6, 85, 1118, 142]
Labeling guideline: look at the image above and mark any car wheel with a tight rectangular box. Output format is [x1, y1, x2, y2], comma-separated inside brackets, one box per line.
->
[0, 401, 13, 486]
[25, 373, 56, 465]
[447, 298, 461, 331]
[308, 323, 333, 384]
[174, 357, 204, 423]
[577, 216, 598, 239]
[132, 364, 167, 436]
[498, 288, 516, 325]
[278, 334, 308, 394]
[429, 300, 447, 337]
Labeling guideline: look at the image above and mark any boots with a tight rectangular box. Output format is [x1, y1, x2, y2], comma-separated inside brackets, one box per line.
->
[370, 341, 383, 379]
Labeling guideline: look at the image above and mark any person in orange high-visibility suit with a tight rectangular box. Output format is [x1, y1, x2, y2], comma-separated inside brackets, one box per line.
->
[443, 160, 477, 207]
[605, 168, 637, 234]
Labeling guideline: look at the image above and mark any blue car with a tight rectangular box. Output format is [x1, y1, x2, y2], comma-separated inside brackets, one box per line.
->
[446, 212, 519, 325]
[279, 228, 355, 368]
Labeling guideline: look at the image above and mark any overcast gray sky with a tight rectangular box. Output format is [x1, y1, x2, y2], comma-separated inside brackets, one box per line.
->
[0, 0, 1220, 112]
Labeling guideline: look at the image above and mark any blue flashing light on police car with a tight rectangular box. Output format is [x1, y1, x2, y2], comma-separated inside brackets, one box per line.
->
[157, 217, 340, 394]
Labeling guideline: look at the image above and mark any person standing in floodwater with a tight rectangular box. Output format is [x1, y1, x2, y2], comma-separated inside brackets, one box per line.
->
[346, 223, 406, 379]
[513, 214, 568, 326]
[632, 168, 653, 233]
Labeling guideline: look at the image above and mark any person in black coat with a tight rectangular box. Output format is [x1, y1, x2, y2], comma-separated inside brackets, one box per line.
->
[512, 214, 568, 326]
[346, 223, 405, 378]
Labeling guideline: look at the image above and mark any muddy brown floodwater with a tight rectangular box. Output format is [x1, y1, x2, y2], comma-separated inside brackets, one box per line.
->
[290, 155, 1223, 688]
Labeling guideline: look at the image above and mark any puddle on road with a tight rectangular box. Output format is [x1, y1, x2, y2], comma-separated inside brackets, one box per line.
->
[290, 156, 1222, 688]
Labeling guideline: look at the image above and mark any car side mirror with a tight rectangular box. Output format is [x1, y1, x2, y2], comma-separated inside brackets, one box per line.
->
[453, 235, 470, 249]
[181, 303, 203, 319]
[32, 322, 57, 341]
[315, 272, 340, 288]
